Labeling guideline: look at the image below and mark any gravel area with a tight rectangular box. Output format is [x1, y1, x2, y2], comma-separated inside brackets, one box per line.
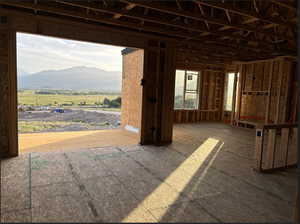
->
[18, 109, 121, 133]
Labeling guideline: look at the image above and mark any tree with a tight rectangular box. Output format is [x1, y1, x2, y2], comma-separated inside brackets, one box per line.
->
[103, 98, 111, 105]
[109, 97, 121, 108]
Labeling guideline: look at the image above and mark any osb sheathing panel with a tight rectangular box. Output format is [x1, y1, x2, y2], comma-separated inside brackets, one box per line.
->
[174, 70, 225, 123]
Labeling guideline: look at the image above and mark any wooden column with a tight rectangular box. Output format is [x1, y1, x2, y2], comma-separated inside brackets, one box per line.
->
[140, 40, 176, 145]
[0, 16, 18, 157]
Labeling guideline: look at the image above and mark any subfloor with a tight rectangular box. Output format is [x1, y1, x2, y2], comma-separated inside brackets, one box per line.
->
[1, 123, 297, 222]
[19, 129, 139, 153]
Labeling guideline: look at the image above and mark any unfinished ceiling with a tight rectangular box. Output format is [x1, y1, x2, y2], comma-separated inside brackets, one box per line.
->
[0, 0, 297, 65]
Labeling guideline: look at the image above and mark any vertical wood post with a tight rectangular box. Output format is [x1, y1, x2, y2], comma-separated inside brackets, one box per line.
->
[255, 127, 264, 171]
[265, 61, 274, 124]
[140, 40, 175, 145]
[266, 129, 276, 169]
[275, 60, 284, 124]
[8, 29, 18, 156]
[277, 128, 289, 167]
[0, 17, 18, 157]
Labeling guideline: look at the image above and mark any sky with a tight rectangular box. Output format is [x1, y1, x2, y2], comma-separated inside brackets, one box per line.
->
[17, 32, 124, 75]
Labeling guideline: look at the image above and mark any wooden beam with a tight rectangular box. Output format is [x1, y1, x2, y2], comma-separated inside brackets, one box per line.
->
[177, 49, 239, 61]
[0, 1, 209, 44]
[242, 17, 259, 24]
[0, 0, 259, 55]
[0, 7, 164, 48]
[2, 1, 296, 56]
[270, 0, 297, 12]
[196, 0, 294, 29]
[53, 0, 280, 52]
[2, 1, 283, 58]
[113, 3, 136, 19]
[122, 0, 290, 41]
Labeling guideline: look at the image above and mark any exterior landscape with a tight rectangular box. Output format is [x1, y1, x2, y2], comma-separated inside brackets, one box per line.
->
[18, 67, 122, 133]
[17, 33, 123, 134]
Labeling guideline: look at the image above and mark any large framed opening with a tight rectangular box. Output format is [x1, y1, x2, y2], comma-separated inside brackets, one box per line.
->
[16, 32, 143, 154]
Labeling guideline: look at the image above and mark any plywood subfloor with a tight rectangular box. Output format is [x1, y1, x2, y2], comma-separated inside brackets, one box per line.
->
[1, 123, 297, 222]
[19, 129, 139, 153]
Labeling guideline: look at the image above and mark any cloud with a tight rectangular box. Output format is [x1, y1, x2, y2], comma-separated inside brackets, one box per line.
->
[17, 32, 124, 74]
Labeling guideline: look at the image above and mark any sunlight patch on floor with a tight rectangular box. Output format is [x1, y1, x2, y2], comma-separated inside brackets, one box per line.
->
[122, 138, 220, 222]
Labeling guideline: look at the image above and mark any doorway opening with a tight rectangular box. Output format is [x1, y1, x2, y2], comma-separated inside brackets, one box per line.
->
[17, 32, 142, 153]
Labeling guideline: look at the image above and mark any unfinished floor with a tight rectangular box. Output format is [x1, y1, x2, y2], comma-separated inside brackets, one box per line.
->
[1, 123, 297, 222]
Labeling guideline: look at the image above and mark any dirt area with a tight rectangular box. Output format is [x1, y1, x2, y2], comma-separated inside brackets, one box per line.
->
[18, 109, 121, 133]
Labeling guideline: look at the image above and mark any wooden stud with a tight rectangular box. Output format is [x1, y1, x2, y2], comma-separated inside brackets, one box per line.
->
[255, 128, 264, 171]
[265, 61, 274, 124]
[235, 64, 244, 122]
[274, 128, 290, 168]
[275, 60, 284, 124]
[266, 129, 276, 169]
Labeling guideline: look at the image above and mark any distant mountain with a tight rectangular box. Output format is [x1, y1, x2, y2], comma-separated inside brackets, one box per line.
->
[17, 68, 30, 77]
[18, 66, 122, 92]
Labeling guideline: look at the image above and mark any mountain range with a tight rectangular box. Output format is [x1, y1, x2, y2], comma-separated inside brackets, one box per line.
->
[18, 66, 122, 92]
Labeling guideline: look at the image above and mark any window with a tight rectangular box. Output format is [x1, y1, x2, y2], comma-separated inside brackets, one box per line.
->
[224, 73, 236, 111]
[174, 70, 200, 109]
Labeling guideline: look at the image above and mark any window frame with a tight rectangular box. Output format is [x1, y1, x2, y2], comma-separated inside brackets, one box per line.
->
[174, 70, 201, 110]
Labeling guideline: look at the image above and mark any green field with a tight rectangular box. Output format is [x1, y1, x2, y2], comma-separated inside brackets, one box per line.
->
[18, 90, 121, 106]
[18, 121, 110, 133]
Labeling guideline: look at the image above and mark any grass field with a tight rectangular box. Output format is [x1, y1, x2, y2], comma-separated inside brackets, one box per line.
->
[18, 120, 110, 133]
[18, 121, 76, 133]
[18, 90, 120, 106]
